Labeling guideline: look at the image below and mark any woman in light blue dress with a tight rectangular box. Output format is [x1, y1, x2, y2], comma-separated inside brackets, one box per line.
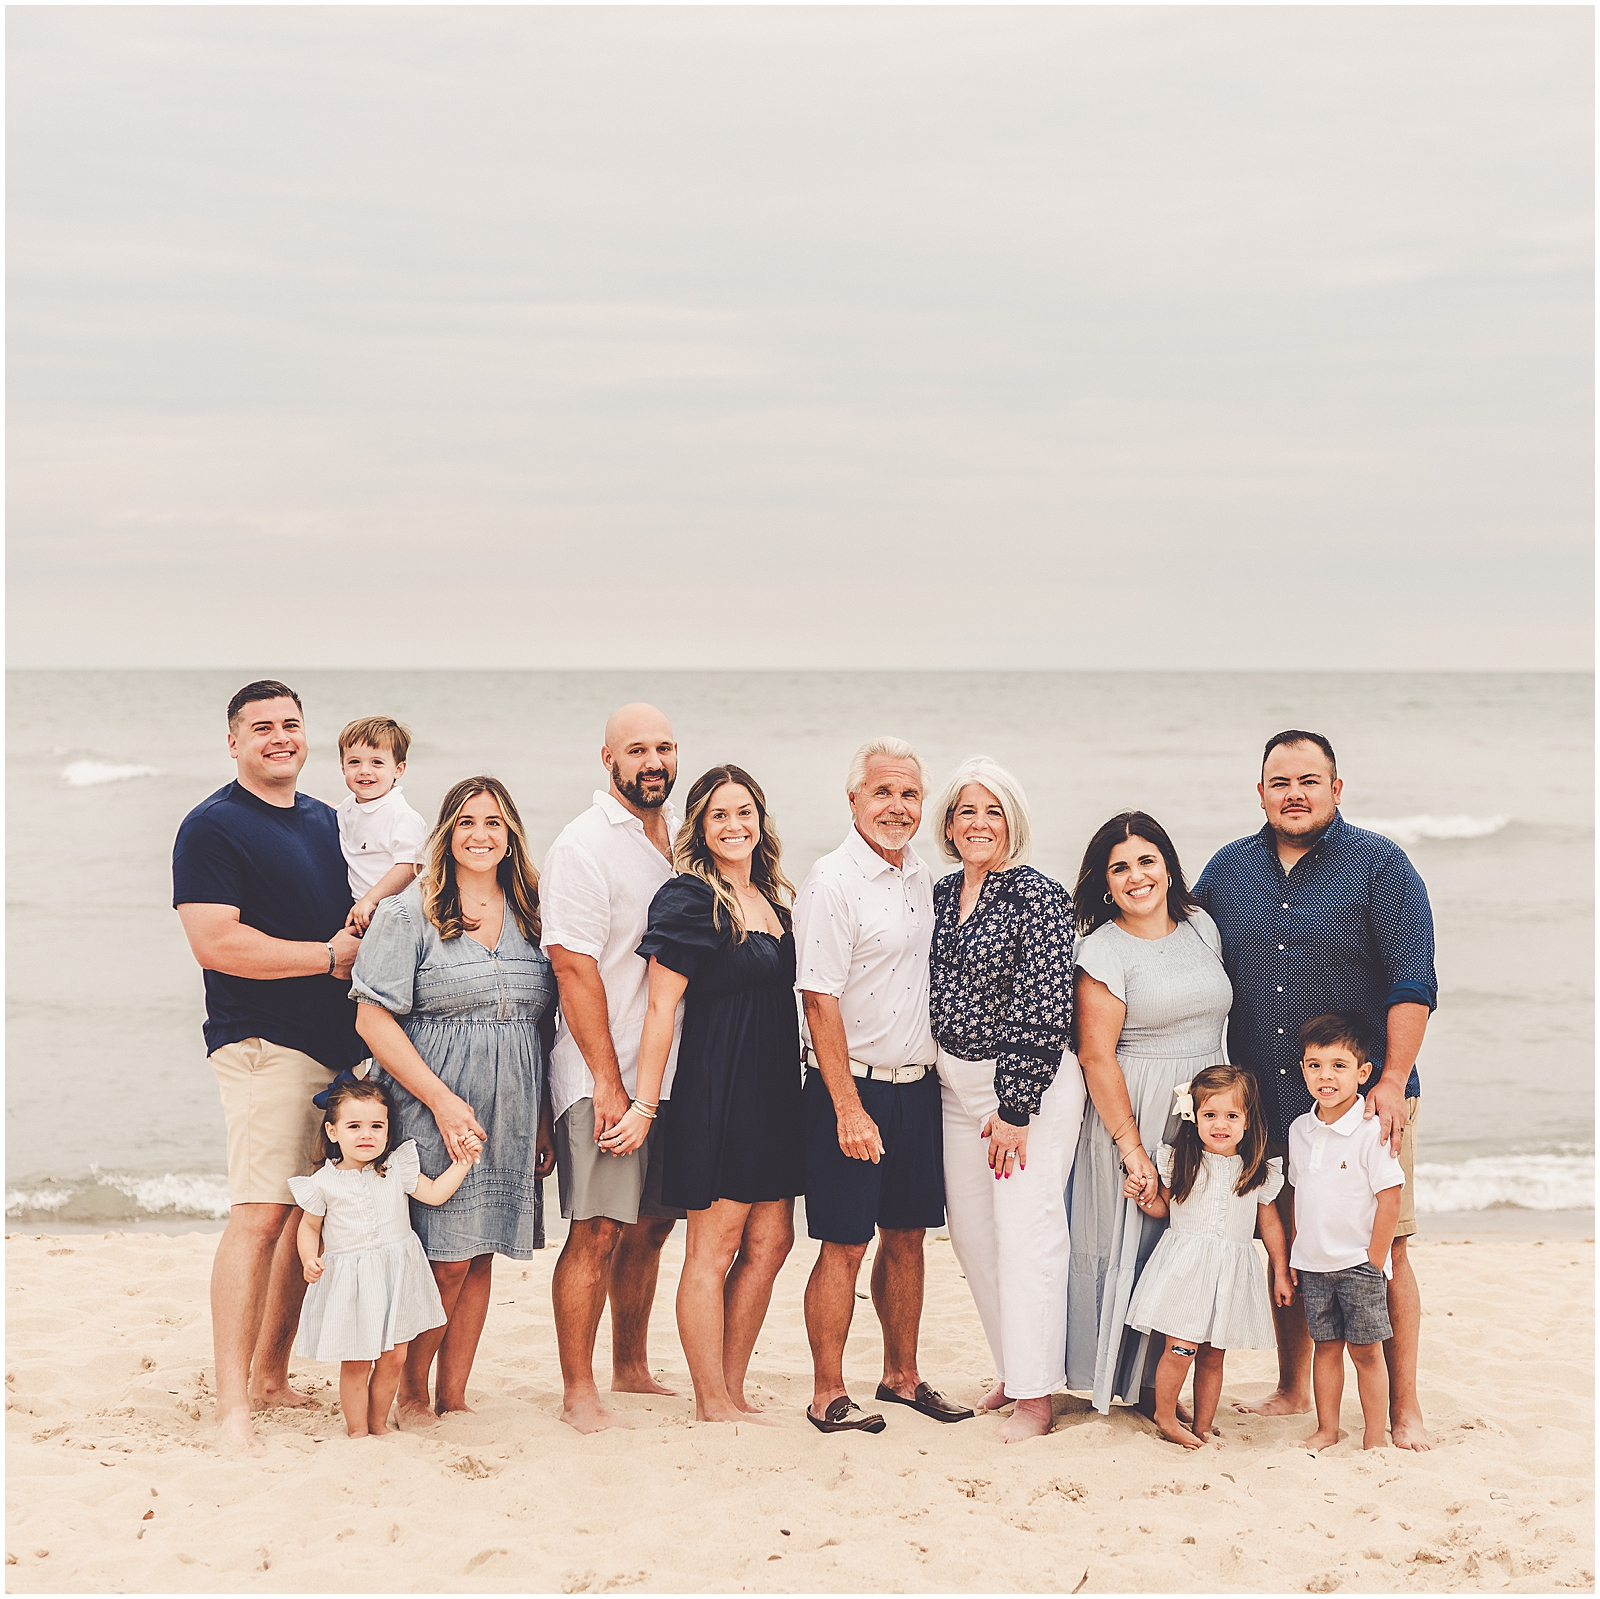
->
[352, 775, 556, 1424]
[1064, 810, 1233, 1415]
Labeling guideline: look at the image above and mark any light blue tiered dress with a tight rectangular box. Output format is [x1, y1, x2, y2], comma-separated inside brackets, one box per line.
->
[1064, 908, 1233, 1411]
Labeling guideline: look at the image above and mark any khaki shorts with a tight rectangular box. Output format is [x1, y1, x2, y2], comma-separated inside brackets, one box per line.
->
[211, 1038, 335, 1206]
[555, 1098, 685, 1226]
[1395, 1096, 1420, 1239]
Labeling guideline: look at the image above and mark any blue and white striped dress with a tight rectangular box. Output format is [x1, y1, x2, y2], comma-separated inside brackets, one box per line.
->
[1124, 1145, 1283, 1350]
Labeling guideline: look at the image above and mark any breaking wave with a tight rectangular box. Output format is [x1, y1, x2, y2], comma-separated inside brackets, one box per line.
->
[61, 760, 163, 788]
[1348, 814, 1510, 845]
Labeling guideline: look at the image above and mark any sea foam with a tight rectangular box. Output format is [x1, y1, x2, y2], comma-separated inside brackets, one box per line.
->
[5, 1170, 231, 1224]
[1348, 814, 1510, 845]
[61, 760, 162, 788]
[1414, 1152, 1593, 1214]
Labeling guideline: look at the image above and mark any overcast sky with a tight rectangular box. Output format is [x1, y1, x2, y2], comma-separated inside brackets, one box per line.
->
[7, 7, 1592, 671]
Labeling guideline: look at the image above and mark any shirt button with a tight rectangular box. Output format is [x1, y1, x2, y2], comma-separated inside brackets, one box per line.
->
[1277, 1028, 1284, 1034]
[1282, 902, 1289, 909]
[1277, 986, 1284, 992]
[1280, 1068, 1286, 1074]
[1279, 944, 1285, 950]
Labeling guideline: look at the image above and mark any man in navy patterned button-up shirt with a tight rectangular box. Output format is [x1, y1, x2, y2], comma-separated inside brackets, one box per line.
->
[1196, 730, 1435, 1451]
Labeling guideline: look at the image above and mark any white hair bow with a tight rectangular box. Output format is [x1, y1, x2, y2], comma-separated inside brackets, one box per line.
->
[1172, 1080, 1195, 1122]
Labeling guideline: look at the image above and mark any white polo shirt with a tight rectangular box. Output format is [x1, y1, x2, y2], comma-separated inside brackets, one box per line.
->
[793, 827, 937, 1071]
[1287, 1095, 1406, 1278]
[337, 785, 429, 897]
[540, 790, 683, 1121]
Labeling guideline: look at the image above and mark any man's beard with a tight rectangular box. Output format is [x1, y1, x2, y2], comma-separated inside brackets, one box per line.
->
[613, 761, 675, 810]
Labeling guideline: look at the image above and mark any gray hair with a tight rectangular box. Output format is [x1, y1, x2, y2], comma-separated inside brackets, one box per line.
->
[934, 756, 1033, 867]
[845, 736, 930, 800]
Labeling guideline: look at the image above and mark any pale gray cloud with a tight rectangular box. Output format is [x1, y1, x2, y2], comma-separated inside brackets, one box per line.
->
[7, 6, 1592, 669]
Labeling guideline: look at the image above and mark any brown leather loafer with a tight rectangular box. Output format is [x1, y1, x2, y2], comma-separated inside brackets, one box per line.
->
[875, 1382, 975, 1422]
[806, 1396, 887, 1434]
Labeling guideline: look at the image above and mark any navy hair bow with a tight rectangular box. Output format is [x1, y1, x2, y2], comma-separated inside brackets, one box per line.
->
[312, 1062, 373, 1111]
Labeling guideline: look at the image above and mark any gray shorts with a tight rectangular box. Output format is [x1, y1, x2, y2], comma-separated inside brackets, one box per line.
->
[1299, 1262, 1392, 1346]
[555, 1098, 686, 1225]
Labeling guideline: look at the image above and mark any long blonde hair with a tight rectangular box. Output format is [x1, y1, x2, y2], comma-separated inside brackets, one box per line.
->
[673, 765, 794, 943]
[422, 776, 542, 944]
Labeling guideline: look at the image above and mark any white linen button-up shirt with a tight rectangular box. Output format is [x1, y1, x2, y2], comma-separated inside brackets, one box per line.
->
[793, 827, 937, 1071]
[540, 790, 683, 1122]
[1287, 1095, 1405, 1277]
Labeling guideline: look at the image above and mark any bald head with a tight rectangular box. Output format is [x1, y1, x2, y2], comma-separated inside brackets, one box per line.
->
[602, 702, 678, 814]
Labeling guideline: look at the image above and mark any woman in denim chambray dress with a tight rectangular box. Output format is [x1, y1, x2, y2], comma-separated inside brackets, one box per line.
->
[352, 776, 556, 1423]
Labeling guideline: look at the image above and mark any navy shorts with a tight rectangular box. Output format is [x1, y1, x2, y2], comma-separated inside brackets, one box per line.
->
[803, 1068, 945, 1245]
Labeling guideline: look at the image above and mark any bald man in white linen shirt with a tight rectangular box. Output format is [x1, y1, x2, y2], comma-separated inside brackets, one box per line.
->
[794, 736, 975, 1435]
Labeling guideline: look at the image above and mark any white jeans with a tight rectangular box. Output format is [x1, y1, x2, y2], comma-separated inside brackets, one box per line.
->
[937, 1046, 1086, 1400]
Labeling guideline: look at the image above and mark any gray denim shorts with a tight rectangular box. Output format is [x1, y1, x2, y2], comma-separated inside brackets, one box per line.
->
[1299, 1262, 1392, 1346]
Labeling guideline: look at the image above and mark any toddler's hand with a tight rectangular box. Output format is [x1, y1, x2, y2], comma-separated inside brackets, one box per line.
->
[347, 894, 379, 934]
[1122, 1174, 1145, 1201]
[303, 1258, 324, 1285]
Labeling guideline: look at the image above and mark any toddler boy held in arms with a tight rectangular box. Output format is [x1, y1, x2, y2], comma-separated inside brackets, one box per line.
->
[1287, 1012, 1406, 1452]
[336, 717, 429, 932]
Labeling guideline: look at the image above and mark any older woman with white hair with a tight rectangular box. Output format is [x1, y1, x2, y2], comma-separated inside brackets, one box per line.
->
[928, 756, 1085, 1442]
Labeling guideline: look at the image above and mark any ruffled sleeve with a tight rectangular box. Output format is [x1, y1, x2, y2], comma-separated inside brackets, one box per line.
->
[1256, 1155, 1285, 1206]
[288, 1170, 327, 1216]
[350, 887, 427, 1016]
[1074, 924, 1127, 1003]
[387, 1138, 421, 1195]
[636, 876, 724, 981]
[1155, 1142, 1176, 1186]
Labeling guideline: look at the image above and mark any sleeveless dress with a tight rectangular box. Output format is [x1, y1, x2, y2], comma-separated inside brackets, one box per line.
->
[350, 881, 557, 1261]
[1125, 1146, 1284, 1349]
[1064, 909, 1233, 1410]
[288, 1140, 447, 1362]
[636, 876, 806, 1212]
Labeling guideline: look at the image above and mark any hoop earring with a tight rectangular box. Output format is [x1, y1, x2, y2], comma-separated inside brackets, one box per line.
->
[1104, 892, 1115, 905]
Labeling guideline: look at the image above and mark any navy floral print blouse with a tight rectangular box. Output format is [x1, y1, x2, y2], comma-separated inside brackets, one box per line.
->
[930, 865, 1076, 1123]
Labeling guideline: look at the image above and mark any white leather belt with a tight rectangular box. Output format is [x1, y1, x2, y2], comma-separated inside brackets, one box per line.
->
[806, 1049, 930, 1084]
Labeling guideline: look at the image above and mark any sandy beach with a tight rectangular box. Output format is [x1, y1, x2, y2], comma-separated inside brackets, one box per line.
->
[5, 1225, 1592, 1594]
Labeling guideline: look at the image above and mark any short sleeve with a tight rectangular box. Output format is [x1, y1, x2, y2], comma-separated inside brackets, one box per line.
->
[1074, 927, 1127, 1004]
[1187, 907, 1224, 960]
[539, 837, 611, 960]
[1362, 1119, 1406, 1195]
[390, 805, 429, 867]
[350, 892, 426, 1015]
[1155, 1142, 1175, 1185]
[1256, 1155, 1285, 1206]
[288, 1171, 327, 1216]
[792, 868, 854, 997]
[636, 877, 723, 981]
[171, 809, 245, 910]
[387, 1138, 421, 1194]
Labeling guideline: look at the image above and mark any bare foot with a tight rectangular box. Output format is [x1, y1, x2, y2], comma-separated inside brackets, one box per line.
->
[562, 1392, 628, 1434]
[698, 1406, 782, 1427]
[1304, 1425, 1341, 1452]
[213, 1407, 265, 1458]
[394, 1401, 440, 1431]
[999, 1397, 1053, 1442]
[249, 1379, 317, 1411]
[436, 1399, 476, 1417]
[611, 1368, 676, 1397]
[1389, 1412, 1432, 1451]
[977, 1382, 1010, 1413]
[733, 1394, 765, 1415]
[1139, 1389, 1193, 1427]
[1155, 1415, 1207, 1450]
[1233, 1388, 1312, 1416]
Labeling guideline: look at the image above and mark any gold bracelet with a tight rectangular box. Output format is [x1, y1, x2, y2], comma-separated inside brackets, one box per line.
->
[630, 1099, 658, 1120]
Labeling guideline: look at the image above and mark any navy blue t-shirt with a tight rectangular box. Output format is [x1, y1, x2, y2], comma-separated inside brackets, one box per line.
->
[171, 781, 362, 1069]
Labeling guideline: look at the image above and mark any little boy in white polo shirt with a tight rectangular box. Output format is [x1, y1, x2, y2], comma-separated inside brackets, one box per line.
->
[1287, 1012, 1405, 1452]
[336, 716, 428, 932]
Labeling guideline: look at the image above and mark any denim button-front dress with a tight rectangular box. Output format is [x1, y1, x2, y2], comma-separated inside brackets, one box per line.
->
[350, 880, 556, 1261]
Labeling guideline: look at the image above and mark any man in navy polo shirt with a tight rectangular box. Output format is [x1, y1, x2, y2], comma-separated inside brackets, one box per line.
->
[173, 679, 363, 1455]
[1195, 729, 1436, 1451]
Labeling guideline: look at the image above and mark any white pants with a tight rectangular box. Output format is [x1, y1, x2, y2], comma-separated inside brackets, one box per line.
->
[937, 1046, 1086, 1400]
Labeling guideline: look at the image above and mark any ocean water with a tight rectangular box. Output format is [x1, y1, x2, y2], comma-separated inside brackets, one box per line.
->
[6, 669, 1592, 1226]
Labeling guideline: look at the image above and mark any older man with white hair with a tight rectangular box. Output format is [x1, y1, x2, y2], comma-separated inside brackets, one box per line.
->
[794, 736, 974, 1434]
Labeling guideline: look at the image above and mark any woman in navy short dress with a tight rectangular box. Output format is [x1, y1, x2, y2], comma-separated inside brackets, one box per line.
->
[601, 764, 804, 1423]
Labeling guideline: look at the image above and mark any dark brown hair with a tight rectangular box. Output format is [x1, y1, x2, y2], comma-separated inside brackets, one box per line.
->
[422, 776, 542, 944]
[1073, 811, 1198, 938]
[1299, 1011, 1373, 1063]
[1166, 1064, 1272, 1205]
[227, 679, 302, 727]
[1263, 729, 1337, 776]
[339, 716, 412, 763]
[320, 1077, 395, 1177]
[672, 765, 795, 942]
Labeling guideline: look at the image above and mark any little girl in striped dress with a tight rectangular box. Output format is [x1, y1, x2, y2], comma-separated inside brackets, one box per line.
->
[1122, 1063, 1294, 1449]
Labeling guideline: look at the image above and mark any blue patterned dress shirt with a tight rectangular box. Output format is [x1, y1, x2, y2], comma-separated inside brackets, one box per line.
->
[1194, 810, 1437, 1144]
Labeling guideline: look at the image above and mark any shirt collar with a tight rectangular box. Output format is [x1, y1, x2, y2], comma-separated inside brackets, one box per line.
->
[353, 784, 401, 812]
[842, 825, 925, 881]
[592, 788, 679, 837]
[1311, 1094, 1367, 1136]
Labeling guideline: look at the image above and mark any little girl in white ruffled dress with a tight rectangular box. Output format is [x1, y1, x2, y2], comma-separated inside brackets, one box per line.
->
[291, 1076, 479, 1437]
[1123, 1063, 1294, 1450]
